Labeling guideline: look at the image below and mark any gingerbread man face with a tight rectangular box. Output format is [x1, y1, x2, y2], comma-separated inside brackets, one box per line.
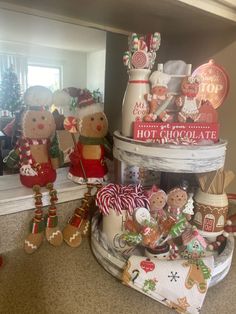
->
[149, 190, 167, 212]
[22, 110, 56, 139]
[78, 111, 108, 138]
[167, 188, 188, 209]
[151, 85, 168, 99]
[181, 76, 200, 98]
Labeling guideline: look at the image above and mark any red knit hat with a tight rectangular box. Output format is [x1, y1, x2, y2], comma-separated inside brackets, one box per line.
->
[77, 89, 103, 119]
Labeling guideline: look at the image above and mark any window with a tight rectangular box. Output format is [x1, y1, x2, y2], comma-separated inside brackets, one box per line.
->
[27, 65, 61, 92]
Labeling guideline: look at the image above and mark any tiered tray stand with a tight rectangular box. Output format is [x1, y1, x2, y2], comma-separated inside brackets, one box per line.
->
[91, 130, 234, 287]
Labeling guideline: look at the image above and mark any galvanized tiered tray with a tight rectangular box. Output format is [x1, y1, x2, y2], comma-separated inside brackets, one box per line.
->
[91, 214, 234, 288]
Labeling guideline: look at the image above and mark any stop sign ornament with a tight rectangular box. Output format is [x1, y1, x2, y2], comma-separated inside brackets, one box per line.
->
[193, 59, 230, 109]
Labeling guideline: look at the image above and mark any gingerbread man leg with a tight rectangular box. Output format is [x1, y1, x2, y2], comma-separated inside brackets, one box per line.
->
[178, 112, 187, 122]
[185, 263, 207, 293]
[24, 186, 44, 254]
[63, 184, 97, 247]
[45, 183, 63, 247]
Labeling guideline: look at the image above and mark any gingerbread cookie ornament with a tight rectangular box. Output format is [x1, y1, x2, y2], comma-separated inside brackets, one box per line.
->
[145, 185, 167, 220]
[167, 186, 188, 219]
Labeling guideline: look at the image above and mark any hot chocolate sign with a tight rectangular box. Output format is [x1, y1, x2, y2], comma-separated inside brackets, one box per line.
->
[133, 122, 219, 143]
[193, 59, 230, 109]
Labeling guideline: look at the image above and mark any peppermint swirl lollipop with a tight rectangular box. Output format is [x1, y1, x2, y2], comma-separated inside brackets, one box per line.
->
[64, 116, 77, 133]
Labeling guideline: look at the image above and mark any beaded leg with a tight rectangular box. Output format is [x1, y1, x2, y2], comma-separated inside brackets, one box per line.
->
[24, 185, 44, 254]
[63, 184, 97, 247]
[45, 183, 63, 247]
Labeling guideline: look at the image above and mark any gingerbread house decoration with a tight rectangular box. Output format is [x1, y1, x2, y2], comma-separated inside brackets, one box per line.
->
[193, 202, 228, 234]
[182, 226, 207, 255]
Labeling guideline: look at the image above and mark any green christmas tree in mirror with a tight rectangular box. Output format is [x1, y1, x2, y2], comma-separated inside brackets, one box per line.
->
[0, 65, 23, 116]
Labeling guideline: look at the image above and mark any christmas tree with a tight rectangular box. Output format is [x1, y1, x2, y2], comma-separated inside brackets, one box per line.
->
[0, 65, 23, 116]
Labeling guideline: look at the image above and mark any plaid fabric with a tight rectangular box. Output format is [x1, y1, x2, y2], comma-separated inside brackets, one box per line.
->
[16, 137, 48, 167]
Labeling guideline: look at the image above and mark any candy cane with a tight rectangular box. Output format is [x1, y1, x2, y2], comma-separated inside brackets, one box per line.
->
[96, 184, 149, 215]
[123, 51, 131, 68]
[130, 33, 139, 52]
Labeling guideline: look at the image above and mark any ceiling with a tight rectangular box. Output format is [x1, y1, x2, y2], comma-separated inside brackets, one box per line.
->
[1, 0, 236, 37]
[0, 7, 106, 52]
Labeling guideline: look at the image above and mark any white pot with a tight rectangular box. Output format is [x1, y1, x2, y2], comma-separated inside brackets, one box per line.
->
[193, 189, 228, 240]
[121, 69, 151, 137]
[102, 208, 134, 254]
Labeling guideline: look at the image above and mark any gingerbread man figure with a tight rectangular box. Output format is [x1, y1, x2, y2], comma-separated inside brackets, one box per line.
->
[176, 75, 201, 122]
[145, 185, 167, 220]
[167, 186, 188, 219]
[144, 71, 173, 122]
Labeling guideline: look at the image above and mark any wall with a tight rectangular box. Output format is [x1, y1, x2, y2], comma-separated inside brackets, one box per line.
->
[0, 41, 87, 89]
[87, 50, 106, 100]
[162, 31, 236, 193]
[104, 32, 128, 133]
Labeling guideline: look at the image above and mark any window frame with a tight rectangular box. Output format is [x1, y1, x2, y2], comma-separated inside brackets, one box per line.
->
[27, 62, 63, 91]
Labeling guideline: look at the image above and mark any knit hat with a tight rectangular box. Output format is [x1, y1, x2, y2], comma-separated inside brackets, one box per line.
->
[77, 89, 103, 119]
[149, 71, 171, 88]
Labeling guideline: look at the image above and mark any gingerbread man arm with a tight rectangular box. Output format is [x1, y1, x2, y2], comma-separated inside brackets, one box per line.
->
[175, 95, 184, 108]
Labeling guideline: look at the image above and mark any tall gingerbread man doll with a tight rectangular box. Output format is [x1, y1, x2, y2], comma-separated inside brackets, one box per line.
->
[63, 89, 112, 247]
[5, 86, 63, 254]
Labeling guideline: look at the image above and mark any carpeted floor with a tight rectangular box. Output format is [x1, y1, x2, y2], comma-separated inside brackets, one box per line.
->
[0, 239, 235, 314]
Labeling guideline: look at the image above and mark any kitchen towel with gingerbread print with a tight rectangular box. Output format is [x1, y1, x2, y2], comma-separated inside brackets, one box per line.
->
[122, 255, 214, 314]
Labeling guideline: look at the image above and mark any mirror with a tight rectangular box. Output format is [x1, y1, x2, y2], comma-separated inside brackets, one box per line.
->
[0, 7, 107, 175]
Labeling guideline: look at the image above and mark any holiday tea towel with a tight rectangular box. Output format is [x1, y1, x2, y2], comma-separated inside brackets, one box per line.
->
[122, 255, 214, 314]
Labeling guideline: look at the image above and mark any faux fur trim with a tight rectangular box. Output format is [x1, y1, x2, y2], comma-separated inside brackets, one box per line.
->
[78, 103, 103, 119]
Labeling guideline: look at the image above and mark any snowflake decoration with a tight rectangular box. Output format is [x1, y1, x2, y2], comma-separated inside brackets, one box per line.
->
[168, 271, 180, 282]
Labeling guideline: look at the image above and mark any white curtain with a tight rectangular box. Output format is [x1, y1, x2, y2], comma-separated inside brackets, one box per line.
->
[0, 54, 28, 92]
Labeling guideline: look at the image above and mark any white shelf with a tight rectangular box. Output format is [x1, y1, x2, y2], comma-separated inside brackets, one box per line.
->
[1, 0, 236, 36]
[0, 167, 91, 216]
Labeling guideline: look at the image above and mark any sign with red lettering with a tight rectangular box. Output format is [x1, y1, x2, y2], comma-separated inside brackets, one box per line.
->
[193, 59, 229, 109]
[133, 122, 219, 143]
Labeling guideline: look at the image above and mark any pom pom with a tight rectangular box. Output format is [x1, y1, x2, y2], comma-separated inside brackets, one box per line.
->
[208, 244, 214, 251]
[223, 231, 229, 238]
